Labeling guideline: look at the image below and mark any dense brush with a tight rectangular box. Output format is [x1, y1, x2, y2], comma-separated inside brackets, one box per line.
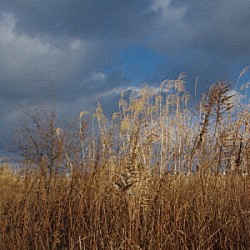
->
[1, 75, 249, 249]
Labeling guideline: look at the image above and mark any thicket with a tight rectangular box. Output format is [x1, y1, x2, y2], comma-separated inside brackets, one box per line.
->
[0, 75, 249, 249]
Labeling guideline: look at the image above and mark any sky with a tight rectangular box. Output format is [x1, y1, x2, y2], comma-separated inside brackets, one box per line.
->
[0, 0, 250, 158]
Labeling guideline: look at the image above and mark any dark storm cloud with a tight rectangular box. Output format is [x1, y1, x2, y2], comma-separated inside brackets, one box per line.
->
[0, 12, 123, 101]
[153, 0, 250, 56]
[146, 0, 250, 89]
[0, 0, 159, 105]
[1, 0, 154, 40]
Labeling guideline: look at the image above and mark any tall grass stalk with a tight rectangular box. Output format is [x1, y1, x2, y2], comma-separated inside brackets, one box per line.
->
[1, 75, 249, 249]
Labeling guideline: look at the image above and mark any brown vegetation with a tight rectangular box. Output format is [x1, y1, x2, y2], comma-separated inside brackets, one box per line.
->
[0, 75, 249, 249]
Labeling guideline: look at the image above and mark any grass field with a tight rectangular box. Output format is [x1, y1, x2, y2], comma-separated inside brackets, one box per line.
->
[0, 75, 249, 249]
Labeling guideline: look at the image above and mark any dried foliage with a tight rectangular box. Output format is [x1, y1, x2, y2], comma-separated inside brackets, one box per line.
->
[0, 74, 250, 249]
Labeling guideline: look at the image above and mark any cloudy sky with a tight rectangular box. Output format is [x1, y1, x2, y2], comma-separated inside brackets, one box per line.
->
[0, 0, 250, 158]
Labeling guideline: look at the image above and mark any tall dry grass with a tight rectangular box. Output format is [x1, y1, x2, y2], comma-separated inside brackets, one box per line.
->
[0, 75, 250, 249]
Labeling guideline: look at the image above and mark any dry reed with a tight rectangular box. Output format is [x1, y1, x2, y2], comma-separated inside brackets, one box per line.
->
[0, 75, 249, 249]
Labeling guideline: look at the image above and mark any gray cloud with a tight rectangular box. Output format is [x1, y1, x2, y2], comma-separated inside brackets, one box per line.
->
[0, 13, 125, 101]
[0, 14, 85, 95]
[146, 0, 250, 90]
[1, 0, 155, 41]
[153, 0, 250, 56]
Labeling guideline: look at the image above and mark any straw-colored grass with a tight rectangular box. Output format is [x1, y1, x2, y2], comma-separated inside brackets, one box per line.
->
[0, 75, 249, 249]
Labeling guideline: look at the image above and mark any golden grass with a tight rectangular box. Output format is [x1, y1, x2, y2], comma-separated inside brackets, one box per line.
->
[0, 166, 249, 249]
[1, 75, 250, 249]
